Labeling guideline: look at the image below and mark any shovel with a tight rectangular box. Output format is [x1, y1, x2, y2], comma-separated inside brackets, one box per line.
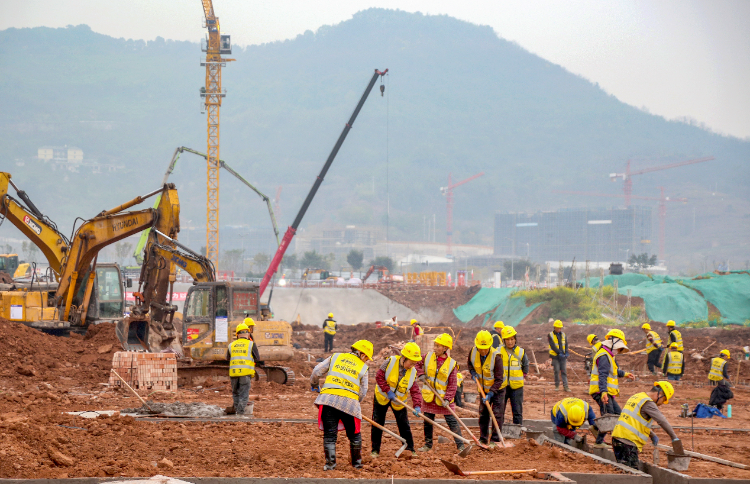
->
[423, 381, 490, 450]
[362, 415, 409, 458]
[476, 381, 509, 448]
[111, 369, 158, 414]
[441, 459, 537, 477]
[402, 402, 473, 457]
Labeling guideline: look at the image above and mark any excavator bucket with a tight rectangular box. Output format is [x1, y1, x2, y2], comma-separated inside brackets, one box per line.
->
[116, 317, 150, 352]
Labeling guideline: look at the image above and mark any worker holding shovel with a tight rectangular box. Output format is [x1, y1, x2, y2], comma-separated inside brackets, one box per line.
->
[371, 342, 423, 458]
[468, 330, 504, 448]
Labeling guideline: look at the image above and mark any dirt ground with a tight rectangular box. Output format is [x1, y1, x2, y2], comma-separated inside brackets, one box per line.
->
[2, 317, 750, 479]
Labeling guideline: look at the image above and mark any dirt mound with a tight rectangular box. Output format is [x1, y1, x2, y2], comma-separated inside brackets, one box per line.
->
[375, 286, 475, 323]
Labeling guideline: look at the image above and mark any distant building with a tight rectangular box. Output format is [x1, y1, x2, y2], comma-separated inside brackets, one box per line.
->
[36, 145, 124, 173]
[494, 207, 653, 263]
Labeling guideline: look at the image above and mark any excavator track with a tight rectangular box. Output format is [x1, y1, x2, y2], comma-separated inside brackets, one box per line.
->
[177, 363, 295, 387]
[258, 366, 295, 386]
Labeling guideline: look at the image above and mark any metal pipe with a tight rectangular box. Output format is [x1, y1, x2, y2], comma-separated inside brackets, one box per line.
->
[99, 186, 165, 217]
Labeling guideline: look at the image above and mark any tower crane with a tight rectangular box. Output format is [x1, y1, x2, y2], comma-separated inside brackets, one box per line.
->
[440, 172, 484, 256]
[609, 156, 713, 207]
[200, 0, 234, 271]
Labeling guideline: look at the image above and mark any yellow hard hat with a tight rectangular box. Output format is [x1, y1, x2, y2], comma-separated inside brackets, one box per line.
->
[243, 317, 256, 326]
[410, 319, 418, 325]
[553, 319, 563, 329]
[434, 332, 454, 350]
[642, 323, 651, 331]
[474, 330, 493, 349]
[328, 313, 334, 318]
[587, 334, 599, 345]
[236, 323, 250, 334]
[666, 320, 676, 327]
[351, 340, 374, 360]
[670, 342, 679, 349]
[501, 326, 518, 340]
[720, 349, 731, 359]
[654, 381, 675, 404]
[567, 404, 585, 427]
[401, 342, 422, 361]
[493, 321, 505, 330]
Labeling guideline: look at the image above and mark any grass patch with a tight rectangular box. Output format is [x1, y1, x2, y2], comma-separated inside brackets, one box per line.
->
[513, 286, 642, 325]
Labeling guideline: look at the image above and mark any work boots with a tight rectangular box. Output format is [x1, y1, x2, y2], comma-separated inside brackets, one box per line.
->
[323, 439, 337, 471]
[350, 434, 363, 469]
[224, 405, 236, 415]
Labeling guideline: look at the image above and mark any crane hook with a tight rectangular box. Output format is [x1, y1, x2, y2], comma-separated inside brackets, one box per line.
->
[380, 84, 385, 97]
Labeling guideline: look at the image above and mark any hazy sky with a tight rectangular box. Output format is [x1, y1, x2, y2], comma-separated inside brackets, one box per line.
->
[4, 0, 749, 139]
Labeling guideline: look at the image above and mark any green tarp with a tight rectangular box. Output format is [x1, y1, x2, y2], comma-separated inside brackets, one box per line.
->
[682, 273, 750, 325]
[483, 297, 542, 328]
[453, 288, 514, 323]
[618, 281, 707, 324]
[586, 273, 651, 288]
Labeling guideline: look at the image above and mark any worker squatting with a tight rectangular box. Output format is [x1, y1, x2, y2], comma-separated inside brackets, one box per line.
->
[227, 316, 735, 471]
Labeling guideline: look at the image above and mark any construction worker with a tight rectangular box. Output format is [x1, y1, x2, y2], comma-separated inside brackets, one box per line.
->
[468, 330, 504, 447]
[641, 323, 663, 375]
[499, 326, 528, 425]
[550, 397, 596, 445]
[549, 319, 570, 392]
[611, 382, 681, 470]
[455, 370, 467, 407]
[371, 342, 423, 458]
[416, 333, 465, 452]
[585, 334, 601, 376]
[410, 318, 423, 342]
[323, 312, 337, 352]
[310, 339, 373, 471]
[226, 319, 260, 416]
[589, 329, 635, 447]
[490, 321, 505, 348]
[662, 343, 685, 381]
[708, 350, 734, 412]
[665, 320, 683, 352]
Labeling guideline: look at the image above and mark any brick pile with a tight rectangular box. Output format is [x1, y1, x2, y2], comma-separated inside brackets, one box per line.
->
[109, 352, 177, 391]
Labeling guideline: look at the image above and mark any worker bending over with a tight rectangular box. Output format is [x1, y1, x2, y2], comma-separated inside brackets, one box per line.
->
[662, 343, 684, 381]
[499, 326, 528, 425]
[550, 397, 596, 445]
[589, 329, 635, 447]
[548, 319, 570, 392]
[416, 333, 465, 452]
[490, 321, 505, 348]
[323, 312, 337, 352]
[468, 330, 504, 447]
[708, 349, 734, 413]
[641, 323, 663, 375]
[665, 320, 683, 352]
[371, 342, 423, 458]
[410, 319, 423, 342]
[611, 382, 681, 469]
[227, 319, 260, 416]
[310, 340, 373, 470]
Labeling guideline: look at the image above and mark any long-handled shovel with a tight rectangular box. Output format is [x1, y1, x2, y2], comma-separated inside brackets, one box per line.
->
[441, 459, 537, 477]
[476, 381, 509, 448]
[401, 402, 473, 458]
[362, 415, 409, 458]
[111, 369, 158, 414]
[423, 381, 489, 450]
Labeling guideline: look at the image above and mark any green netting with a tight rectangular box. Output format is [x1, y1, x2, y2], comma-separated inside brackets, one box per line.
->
[585, 273, 651, 288]
[453, 288, 515, 323]
[484, 296, 542, 328]
[618, 281, 707, 324]
[681, 273, 750, 325]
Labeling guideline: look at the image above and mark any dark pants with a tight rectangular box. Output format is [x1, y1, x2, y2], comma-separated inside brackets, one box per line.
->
[371, 400, 414, 452]
[321, 405, 360, 444]
[230, 376, 251, 414]
[613, 438, 640, 470]
[667, 374, 681, 381]
[478, 388, 505, 443]
[552, 357, 569, 389]
[501, 386, 523, 425]
[647, 349, 663, 373]
[424, 412, 463, 448]
[455, 387, 464, 407]
[592, 392, 621, 444]
[324, 333, 335, 352]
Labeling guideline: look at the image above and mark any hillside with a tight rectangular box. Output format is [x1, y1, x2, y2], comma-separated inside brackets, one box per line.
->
[0, 9, 748, 270]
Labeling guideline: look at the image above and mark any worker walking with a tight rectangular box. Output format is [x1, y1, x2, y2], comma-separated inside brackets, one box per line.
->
[310, 340, 373, 470]
[323, 312, 337, 352]
[641, 323, 663, 375]
[410, 319, 423, 342]
[226, 319, 260, 416]
[549, 319, 570, 392]
[416, 333, 465, 452]
[469, 330, 504, 447]
[611, 382, 682, 470]
[371, 342, 423, 458]
[550, 397, 596, 445]
[499, 326, 528, 425]
[665, 320, 683, 352]
[490, 321, 505, 348]
[589, 329, 635, 447]
[662, 343, 685, 381]
[708, 350, 734, 413]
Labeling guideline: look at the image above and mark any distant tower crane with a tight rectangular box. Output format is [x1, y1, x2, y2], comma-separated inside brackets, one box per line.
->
[200, 0, 234, 270]
[609, 156, 713, 207]
[440, 172, 484, 256]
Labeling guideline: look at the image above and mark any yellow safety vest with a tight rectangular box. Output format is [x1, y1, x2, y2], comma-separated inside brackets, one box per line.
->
[375, 355, 416, 410]
[708, 357, 726, 381]
[552, 397, 590, 429]
[666, 351, 683, 375]
[549, 331, 566, 357]
[612, 393, 654, 452]
[669, 330, 683, 352]
[589, 347, 619, 395]
[323, 319, 337, 335]
[321, 352, 368, 399]
[470, 346, 499, 392]
[646, 331, 662, 353]
[500, 346, 525, 390]
[591, 342, 602, 353]
[456, 372, 464, 388]
[229, 338, 256, 377]
[421, 351, 457, 404]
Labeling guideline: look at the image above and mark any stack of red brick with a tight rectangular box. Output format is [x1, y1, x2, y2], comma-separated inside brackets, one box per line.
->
[109, 352, 177, 391]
